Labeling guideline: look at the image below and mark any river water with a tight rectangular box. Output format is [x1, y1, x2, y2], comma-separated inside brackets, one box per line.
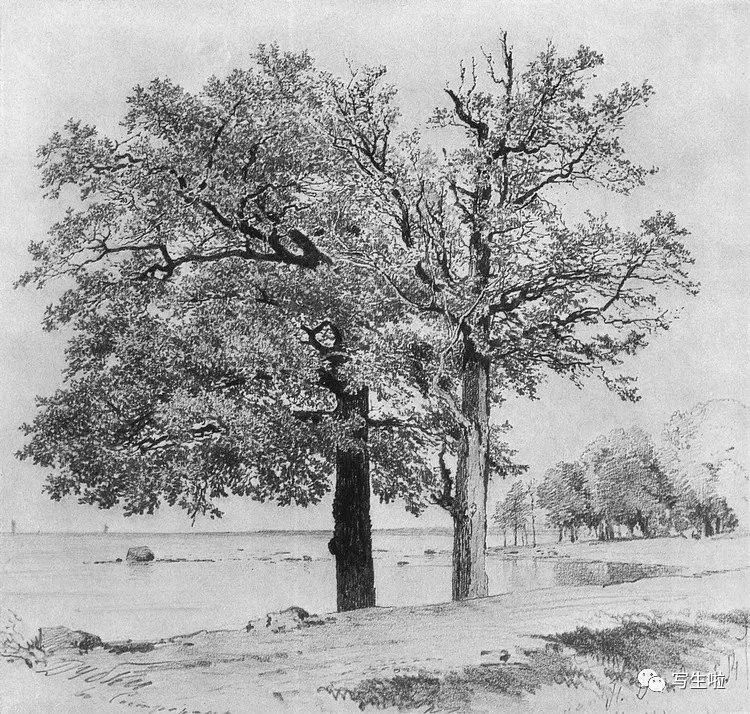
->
[0, 530, 668, 640]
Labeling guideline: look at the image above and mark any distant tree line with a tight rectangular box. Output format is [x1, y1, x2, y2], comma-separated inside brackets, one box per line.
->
[494, 409, 742, 544]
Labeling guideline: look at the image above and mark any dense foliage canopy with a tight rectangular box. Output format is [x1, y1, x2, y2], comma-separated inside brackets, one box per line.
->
[17, 47, 447, 520]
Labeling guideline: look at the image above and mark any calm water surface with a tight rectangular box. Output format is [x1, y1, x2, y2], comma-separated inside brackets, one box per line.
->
[0, 531, 667, 640]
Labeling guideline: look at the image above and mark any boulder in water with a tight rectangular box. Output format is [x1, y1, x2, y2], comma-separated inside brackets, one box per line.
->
[126, 546, 155, 562]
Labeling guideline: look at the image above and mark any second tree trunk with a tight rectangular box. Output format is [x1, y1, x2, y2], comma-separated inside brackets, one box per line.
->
[452, 351, 491, 600]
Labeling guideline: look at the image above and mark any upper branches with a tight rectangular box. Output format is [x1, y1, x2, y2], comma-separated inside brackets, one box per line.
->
[322, 37, 695, 410]
[23, 50, 335, 296]
[431, 37, 654, 212]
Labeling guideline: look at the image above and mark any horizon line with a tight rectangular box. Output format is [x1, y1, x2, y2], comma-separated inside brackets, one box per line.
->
[0, 526, 462, 535]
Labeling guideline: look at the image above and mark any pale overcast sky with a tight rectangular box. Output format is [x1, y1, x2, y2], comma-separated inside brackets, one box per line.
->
[0, 0, 747, 532]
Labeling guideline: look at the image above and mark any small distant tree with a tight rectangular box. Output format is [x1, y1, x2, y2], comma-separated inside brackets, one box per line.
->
[661, 401, 746, 537]
[583, 427, 674, 539]
[493, 480, 531, 547]
[670, 464, 739, 538]
[528, 478, 537, 548]
[537, 461, 593, 542]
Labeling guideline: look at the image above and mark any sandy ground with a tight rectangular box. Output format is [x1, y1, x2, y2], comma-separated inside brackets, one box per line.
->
[2, 534, 749, 714]
[538, 530, 750, 573]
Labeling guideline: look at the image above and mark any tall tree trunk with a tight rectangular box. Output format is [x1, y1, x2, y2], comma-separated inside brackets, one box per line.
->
[513, 526, 518, 547]
[636, 511, 650, 538]
[452, 351, 491, 601]
[328, 387, 376, 611]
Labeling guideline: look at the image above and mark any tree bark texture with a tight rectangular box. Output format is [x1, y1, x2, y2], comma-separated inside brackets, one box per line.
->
[452, 351, 491, 600]
[328, 387, 376, 611]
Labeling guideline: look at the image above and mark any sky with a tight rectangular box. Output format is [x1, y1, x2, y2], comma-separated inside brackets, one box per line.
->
[0, 0, 747, 532]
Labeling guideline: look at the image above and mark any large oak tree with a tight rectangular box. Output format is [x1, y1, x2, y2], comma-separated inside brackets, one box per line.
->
[17, 47, 441, 611]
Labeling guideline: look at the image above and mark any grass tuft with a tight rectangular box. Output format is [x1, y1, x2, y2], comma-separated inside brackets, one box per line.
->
[541, 615, 731, 685]
[323, 613, 741, 710]
[320, 650, 592, 711]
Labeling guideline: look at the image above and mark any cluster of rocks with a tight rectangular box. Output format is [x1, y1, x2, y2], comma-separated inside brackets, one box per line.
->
[92, 547, 217, 565]
[246, 606, 330, 633]
[5, 541, 328, 673]
[2, 601, 329, 677]
[1, 606, 111, 669]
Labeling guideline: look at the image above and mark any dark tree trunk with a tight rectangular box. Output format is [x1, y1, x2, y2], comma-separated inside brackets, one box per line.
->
[636, 512, 650, 538]
[599, 518, 615, 541]
[513, 526, 518, 547]
[703, 518, 714, 538]
[598, 521, 608, 541]
[452, 350, 491, 601]
[327, 387, 376, 612]
[558, 526, 563, 543]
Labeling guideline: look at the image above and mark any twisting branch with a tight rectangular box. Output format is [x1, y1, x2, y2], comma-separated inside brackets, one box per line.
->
[432, 441, 456, 514]
[444, 87, 489, 146]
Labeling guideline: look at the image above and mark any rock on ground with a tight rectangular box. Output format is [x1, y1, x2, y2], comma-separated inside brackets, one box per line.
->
[247, 606, 327, 633]
[40, 626, 103, 654]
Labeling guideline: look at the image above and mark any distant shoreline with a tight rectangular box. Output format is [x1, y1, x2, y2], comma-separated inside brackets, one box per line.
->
[0, 526, 458, 536]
